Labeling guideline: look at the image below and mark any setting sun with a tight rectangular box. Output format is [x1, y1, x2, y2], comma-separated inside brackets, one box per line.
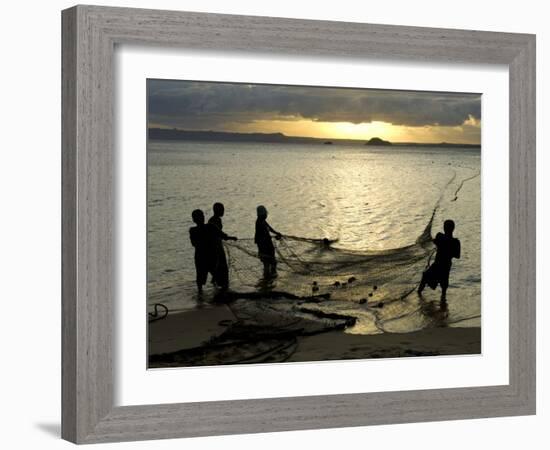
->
[224, 117, 479, 144]
[227, 118, 408, 142]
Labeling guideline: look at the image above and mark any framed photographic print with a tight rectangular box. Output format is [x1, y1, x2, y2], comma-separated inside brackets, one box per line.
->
[62, 5, 536, 444]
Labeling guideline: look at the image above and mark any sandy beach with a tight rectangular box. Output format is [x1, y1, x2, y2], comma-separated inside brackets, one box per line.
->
[289, 326, 481, 362]
[148, 305, 481, 368]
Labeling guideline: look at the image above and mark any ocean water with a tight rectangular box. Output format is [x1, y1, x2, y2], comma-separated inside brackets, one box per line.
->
[147, 140, 481, 334]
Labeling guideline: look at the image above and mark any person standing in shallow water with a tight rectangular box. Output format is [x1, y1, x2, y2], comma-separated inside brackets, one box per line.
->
[418, 219, 461, 302]
[208, 202, 237, 290]
[254, 205, 282, 278]
[189, 209, 213, 294]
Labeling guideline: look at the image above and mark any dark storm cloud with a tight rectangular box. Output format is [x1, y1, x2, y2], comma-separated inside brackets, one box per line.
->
[147, 79, 481, 129]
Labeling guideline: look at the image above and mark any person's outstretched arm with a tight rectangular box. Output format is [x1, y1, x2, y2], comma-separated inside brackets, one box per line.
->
[220, 228, 237, 241]
[209, 219, 236, 241]
[266, 222, 282, 238]
[218, 228, 237, 241]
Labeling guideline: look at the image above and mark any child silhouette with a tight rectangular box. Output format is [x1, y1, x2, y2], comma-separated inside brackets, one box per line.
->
[254, 205, 282, 278]
[207, 202, 237, 290]
[189, 209, 213, 293]
[418, 219, 461, 302]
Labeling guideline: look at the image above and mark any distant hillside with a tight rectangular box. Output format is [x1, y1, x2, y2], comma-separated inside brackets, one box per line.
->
[148, 128, 480, 149]
[149, 128, 292, 143]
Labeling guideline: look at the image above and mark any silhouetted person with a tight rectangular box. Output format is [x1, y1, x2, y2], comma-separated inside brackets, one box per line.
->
[418, 219, 461, 302]
[208, 202, 237, 290]
[189, 209, 213, 293]
[254, 205, 282, 278]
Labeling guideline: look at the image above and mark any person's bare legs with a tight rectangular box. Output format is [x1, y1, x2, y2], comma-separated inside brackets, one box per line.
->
[440, 280, 448, 303]
[262, 261, 270, 278]
[418, 274, 426, 295]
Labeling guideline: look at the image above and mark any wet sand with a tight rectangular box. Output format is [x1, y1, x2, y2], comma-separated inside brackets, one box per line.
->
[289, 326, 481, 362]
[148, 305, 237, 356]
[148, 306, 481, 368]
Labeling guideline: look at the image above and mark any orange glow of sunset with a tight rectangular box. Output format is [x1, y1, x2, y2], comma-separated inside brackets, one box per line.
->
[231, 119, 401, 141]
[227, 117, 480, 144]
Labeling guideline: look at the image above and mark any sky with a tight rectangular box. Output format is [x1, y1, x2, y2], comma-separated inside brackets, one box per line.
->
[147, 79, 481, 144]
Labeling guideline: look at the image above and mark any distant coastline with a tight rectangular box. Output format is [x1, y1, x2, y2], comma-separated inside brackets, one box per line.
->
[148, 128, 481, 149]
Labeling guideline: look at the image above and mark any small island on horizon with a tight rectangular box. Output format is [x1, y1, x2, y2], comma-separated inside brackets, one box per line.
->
[365, 137, 392, 146]
[148, 128, 481, 149]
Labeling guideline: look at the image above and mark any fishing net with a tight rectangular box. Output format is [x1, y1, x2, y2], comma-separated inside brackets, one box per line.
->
[222, 167, 463, 308]
[225, 211, 436, 305]
[223, 167, 480, 306]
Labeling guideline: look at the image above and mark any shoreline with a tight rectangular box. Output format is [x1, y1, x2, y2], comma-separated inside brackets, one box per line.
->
[148, 306, 481, 368]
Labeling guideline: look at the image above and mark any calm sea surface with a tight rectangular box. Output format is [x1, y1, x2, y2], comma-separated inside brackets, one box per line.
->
[147, 140, 481, 333]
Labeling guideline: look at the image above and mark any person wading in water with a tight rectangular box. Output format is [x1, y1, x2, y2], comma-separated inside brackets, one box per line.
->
[418, 219, 461, 302]
[208, 202, 237, 290]
[189, 209, 214, 294]
[254, 205, 282, 278]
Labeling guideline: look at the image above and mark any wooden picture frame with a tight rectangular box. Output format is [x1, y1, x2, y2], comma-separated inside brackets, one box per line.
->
[61, 5, 536, 444]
